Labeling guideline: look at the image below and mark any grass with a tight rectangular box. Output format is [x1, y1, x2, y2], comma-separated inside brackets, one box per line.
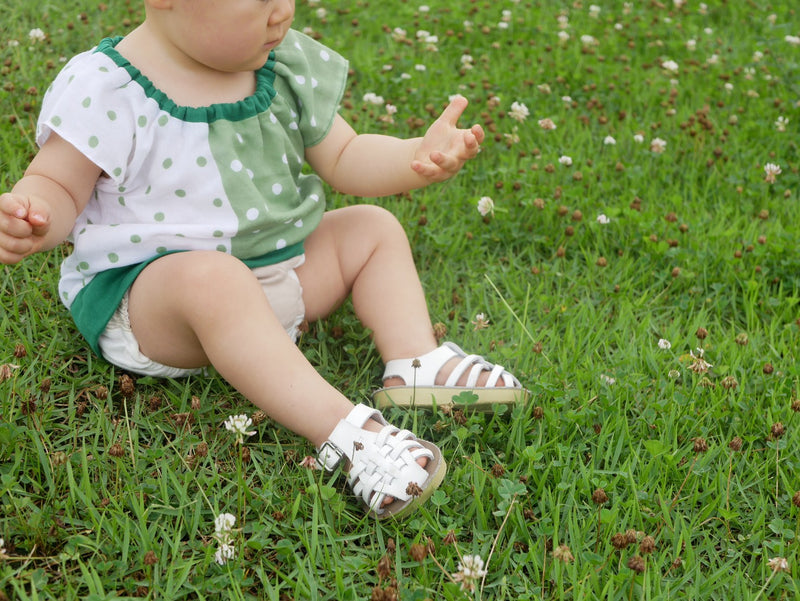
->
[1, 0, 799, 599]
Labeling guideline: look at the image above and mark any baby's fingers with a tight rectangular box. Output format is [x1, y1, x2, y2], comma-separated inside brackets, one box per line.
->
[411, 158, 446, 180]
[0, 200, 34, 239]
[0, 229, 36, 264]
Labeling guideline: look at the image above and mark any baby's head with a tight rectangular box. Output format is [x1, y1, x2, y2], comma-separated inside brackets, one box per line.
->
[144, 0, 296, 73]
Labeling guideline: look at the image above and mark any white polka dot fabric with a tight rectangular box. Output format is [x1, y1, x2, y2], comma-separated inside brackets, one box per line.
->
[36, 30, 348, 321]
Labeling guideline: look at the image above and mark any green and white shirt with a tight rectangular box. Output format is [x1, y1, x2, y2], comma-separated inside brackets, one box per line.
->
[36, 30, 348, 354]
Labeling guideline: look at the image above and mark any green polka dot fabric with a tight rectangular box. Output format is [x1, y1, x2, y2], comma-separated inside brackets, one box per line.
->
[35, 30, 348, 352]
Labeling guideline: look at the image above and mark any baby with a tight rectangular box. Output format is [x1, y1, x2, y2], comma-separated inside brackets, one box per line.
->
[0, 0, 524, 518]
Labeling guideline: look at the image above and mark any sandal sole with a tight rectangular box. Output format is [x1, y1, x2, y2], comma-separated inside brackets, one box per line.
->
[373, 386, 530, 412]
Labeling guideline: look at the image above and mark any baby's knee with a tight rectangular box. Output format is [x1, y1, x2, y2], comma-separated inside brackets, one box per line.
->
[358, 205, 407, 240]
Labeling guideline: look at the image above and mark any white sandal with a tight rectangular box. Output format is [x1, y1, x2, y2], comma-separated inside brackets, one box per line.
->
[316, 404, 446, 519]
[373, 342, 529, 411]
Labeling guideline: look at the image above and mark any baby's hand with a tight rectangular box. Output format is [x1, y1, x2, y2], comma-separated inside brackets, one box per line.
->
[0, 193, 51, 264]
[411, 95, 485, 182]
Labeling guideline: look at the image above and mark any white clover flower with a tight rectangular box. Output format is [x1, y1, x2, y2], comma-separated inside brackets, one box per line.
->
[785, 35, 800, 46]
[7, 40, 20, 48]
[558, 31, 570, 43]
[768, 557, 790, 573]
[223, 414, 256, 444]
[600, 374, 616, 386]
[688, 349, 713, 374]
[764, 162, 782, 183]
[362, 92, 385, 105]
[212, 513, 237, 565]
[315, 7, 327, 18]
[686, 39, 697, 52]
[603, 135, 616, 146]
[508, 101, 530, 122]
[553, 544, 575, 562]
[537, 83, 552, 94]
[724, 82, 734, 93]
[752, 50, 764, 62]
[766, 13, 777, 25]
[698, 2, 708, 14]
[658, 338, 672, 350]
[460, 54, 474, 65]
[597, 214, 610, 224]
[668, 369, 681, 380]
[633, 133, 645, 143]
[662, 59, 679, 74]
[558, 155, 573, 166]
[214, 513, 236, 535]
[561, 95, 573, 105]
[419, 5, 430, 12]
[706, 54, 719, 65]
[471, 313, 491, 330]
[414, 63, 427, 71]
[497, 21, 509, 30]
[557, 15, 569, 29]
[477, 196, 495, 217]
[650, 137, 667, 153]
[0, 538, 6, 557]
[580, 34, 598, 46]
[775, 116, 789, 132]
[215, 543, 235, 565]
[452, 555, 488, 592]
[28, 28, 46, 42]
[392, 27, 407, 40]
[501, 9, 512, 22]
[538, 117, 557, 130]
[589, 5, 601, 18]
[385, 104, 397, 115]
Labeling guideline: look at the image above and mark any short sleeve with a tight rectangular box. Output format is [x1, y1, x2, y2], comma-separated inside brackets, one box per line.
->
[272, 30, 349, 147]
[36, 46, 139, 184]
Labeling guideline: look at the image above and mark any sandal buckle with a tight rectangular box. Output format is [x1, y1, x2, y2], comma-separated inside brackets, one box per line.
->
[317, 441, 345, 471]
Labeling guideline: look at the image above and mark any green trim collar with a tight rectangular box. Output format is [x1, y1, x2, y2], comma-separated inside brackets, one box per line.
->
[94, 37, 277, 123]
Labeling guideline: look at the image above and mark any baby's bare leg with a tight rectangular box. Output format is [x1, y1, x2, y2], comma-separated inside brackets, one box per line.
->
[126, 250, 354, 446]
[297, 205, 439, 359]
[297, 205, 510, 387]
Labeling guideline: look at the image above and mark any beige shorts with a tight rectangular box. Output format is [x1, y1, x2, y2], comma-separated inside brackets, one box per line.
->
[98, 254, 306, 378]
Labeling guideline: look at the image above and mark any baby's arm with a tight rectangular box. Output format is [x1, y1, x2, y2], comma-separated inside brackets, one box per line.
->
[306, 95, 484, 198]
[0, 133, 101, 264]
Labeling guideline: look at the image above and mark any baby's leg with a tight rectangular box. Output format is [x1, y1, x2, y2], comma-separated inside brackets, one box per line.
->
[298, 204, 438, 360]
[126, 249, 438, 513]
[126, 250, 353, 446]
[297, 205, 513, 388]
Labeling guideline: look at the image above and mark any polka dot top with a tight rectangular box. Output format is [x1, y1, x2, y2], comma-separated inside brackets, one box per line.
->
[35, 30, 348, 354]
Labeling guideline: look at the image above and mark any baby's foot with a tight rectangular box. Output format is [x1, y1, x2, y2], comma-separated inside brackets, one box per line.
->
[363, 417, 428, 507]
[317, 404, 445, 518]
[382, 342, 521, 389]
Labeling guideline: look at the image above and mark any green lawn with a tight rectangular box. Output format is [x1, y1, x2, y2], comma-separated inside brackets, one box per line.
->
[1, 1, 799, 599]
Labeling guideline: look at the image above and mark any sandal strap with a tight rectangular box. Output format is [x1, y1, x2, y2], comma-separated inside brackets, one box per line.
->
[316, 404, 435, 514]
[317, 404, 387, 470]
[383, 341, 521, 388]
